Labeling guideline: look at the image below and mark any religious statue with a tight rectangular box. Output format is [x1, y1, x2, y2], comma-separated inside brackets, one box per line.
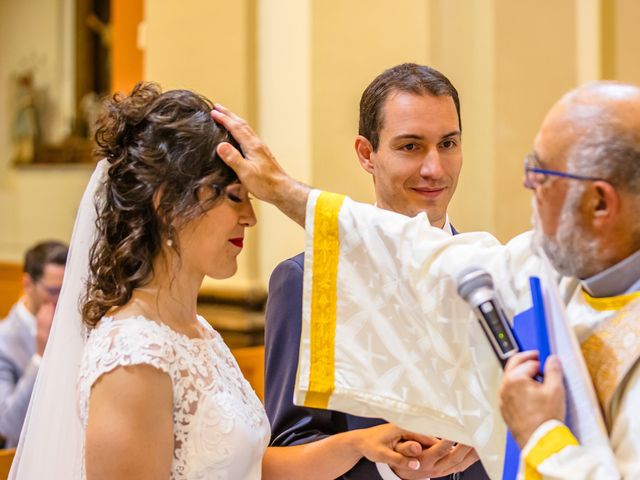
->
[11, 72, 40, 165]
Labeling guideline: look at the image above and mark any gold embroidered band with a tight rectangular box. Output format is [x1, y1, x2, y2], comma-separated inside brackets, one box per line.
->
[524, 424, 579, 480]
[581, 298, 640, 426]
[304, 192, 346, 408]
[581, 289, 640, 311]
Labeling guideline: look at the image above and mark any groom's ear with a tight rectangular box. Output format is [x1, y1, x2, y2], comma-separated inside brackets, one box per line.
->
[355, 135, 375, 175]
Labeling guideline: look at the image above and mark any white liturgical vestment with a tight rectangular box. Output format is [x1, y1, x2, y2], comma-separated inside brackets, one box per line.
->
[293, 190, 640, 480]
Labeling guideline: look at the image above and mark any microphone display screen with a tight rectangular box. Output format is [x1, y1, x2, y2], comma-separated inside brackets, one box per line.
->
[480, 301, 516, 354]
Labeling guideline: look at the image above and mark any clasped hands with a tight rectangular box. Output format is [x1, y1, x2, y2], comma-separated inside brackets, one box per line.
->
[391, 433, 479, 479]
[209, 105, 480, 478]
[356, 423, 479, 479]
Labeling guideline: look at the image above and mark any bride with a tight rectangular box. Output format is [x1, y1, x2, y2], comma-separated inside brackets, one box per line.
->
[10, 83, 426, 479]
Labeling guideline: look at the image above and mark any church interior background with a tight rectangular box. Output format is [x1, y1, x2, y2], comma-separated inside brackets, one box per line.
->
[1, 0, 639, 353]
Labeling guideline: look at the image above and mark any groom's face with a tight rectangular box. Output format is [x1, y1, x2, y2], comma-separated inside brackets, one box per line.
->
[357, 91, 462, 228]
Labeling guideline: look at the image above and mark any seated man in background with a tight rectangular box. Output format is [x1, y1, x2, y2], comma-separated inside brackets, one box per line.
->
[264, 63, 486, 479]
[0, 240, 67, 447]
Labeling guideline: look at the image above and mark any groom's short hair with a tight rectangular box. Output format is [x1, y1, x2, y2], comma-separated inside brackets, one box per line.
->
[359, 63, 461, 151]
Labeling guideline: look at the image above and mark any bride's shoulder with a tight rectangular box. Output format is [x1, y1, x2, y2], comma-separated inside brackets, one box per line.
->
[85, 315, 176, 356]
[91, 314, 167, 335]
[80, 316, 180, 385]
[78, 316, 179, 423]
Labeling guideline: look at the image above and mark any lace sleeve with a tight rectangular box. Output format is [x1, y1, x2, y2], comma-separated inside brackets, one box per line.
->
[78, 317, 177, 424]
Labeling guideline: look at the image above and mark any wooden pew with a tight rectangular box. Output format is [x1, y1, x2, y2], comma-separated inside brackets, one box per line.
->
[0, 448, 15, 479]
[0, 263, 22, 319]
[231, 345, 265, 402]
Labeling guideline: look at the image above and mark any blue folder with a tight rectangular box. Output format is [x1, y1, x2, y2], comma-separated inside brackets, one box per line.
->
[502, 276, 550, 480]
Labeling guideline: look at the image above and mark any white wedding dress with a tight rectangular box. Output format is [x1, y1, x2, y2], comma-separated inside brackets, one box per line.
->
[9, 162, 271, 479]
[77, 315, 270, 480]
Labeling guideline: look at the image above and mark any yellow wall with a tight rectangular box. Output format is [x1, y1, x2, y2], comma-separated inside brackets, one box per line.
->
[255, 0, 311, 285]
[0, 0, 82, 260]
[310, 0, 430, 202]
[253, 0, 433, 287]
[611, 0, 640, 84]
[1, 0, 639, 290]
[493, 0, 577, 241]
[0, 166, 94, 261]
[428, 0, 497, 235]
[143, 0, 260, 292]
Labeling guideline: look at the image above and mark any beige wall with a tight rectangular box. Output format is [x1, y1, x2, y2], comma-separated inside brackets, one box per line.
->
[611, 0, 640, 84]
[0, 0, 83, 261]
[143, 0, 256, 117]
[0, 166, 94, 262]
[429, 0, 497, 234]
[425, 1, 578, 242]
[493, 0, 577, 241]
[310, 0, 430, 202]
[256, 0, 433, 286]
[1, 0, 638, 289]
[143, 0, 261, 292]
[255, 0, 311, 286]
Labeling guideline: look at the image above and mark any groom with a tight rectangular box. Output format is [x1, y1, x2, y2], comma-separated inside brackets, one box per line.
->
[263, 64, 488, 479]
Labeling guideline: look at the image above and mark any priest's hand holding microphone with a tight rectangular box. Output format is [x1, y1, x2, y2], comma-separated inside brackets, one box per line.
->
[457, 266, 566, 448]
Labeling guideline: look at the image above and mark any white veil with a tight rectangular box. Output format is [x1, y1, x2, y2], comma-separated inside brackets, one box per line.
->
[9, 160, 108, 479]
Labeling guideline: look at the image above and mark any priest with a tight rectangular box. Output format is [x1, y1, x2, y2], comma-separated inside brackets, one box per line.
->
[212, 81, 640, 479]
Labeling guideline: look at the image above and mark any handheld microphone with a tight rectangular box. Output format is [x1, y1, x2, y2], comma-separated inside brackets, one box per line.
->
[456, 267, 521, 368]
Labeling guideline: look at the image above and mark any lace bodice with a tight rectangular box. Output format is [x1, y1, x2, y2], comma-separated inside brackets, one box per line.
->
[78, 315, 270, 479]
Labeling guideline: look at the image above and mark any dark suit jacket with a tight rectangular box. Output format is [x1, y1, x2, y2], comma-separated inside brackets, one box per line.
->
[265, 247, 489, 479]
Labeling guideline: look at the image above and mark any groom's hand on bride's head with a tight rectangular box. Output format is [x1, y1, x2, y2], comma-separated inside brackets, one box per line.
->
[392, 436, 479, 479]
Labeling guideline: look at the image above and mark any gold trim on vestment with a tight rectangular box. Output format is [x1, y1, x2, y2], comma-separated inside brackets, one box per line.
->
[304, 192, 345, 409]
[581, 289, 640, 311]
[580, 297, 640, 427]
[525, 424, 579, 479]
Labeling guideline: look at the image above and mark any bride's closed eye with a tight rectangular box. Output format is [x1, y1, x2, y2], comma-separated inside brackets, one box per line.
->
[226, 192, 242, 203]
[225, 188, 252, 204]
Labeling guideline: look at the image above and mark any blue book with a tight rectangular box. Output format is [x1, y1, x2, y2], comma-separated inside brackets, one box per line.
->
[502, 276, 550, 480]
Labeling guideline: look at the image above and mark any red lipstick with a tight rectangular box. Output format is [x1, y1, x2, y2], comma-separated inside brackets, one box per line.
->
[229, 238, 244, 248]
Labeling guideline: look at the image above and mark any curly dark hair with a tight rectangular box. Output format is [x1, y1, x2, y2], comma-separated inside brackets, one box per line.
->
[82, 82, 239, 328]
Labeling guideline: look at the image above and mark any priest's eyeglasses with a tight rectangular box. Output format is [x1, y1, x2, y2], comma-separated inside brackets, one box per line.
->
[523, 153, 604, 190]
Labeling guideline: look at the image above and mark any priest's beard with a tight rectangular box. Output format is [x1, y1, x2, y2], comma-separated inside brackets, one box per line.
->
[531, 189, 601, 279]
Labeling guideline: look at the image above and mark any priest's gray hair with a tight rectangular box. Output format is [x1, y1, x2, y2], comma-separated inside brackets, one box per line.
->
[566, 124, 640, 195]
[569, 124, 640, 248]
[562, 82, 640, 195]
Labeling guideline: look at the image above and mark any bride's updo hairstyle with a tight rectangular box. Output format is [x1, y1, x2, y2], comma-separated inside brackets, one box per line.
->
[82, 82, 239, 328]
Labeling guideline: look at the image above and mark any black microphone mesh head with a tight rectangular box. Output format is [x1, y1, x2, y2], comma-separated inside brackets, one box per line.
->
[456, 266, 494, 301]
